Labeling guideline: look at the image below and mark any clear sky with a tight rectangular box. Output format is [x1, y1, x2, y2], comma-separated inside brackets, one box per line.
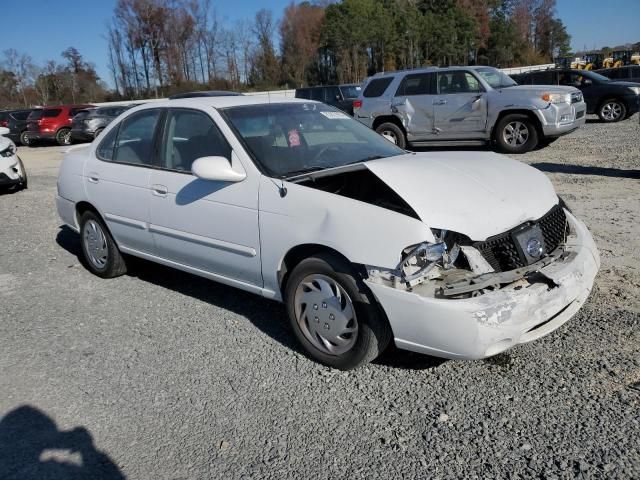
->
[2, 0, 639, 87]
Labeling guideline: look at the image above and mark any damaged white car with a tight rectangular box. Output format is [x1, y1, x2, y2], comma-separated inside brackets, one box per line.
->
[55, 97, 599, 369]
[0, 127, 27, 191]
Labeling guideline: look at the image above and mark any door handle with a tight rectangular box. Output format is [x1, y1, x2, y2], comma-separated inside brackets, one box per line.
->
[87, 173, 99, 183]
[152, 184, 168, 197]
[434, 99, 448, 105]
[472, 94, 483, 103]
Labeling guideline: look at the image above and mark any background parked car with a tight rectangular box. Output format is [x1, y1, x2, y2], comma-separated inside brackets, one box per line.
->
[511, 68, 640, 122]
[2, 108, 40, 145]
[26, 104, 94, 146]
[354, 66, 585, 153]
[596, 65, 640, 84]
[71, 104, 133, 142]
[295, 84, 362, 115]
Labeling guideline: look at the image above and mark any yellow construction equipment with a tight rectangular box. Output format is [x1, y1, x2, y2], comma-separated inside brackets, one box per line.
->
[571, 57, 586, 69]
[583, 53, 604, 70]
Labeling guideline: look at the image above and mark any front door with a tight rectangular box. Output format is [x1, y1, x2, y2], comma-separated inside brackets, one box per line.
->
[432, 71, 487, 139]
[84, 109, 162, 254]
[148, 108, 262, 287]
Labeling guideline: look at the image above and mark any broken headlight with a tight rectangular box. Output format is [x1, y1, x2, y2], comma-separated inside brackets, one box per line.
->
[399, 242, 446, 282]
[0, 143, 16, 158]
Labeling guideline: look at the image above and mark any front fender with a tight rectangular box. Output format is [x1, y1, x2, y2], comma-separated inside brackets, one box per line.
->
[258, 176, 433, 300]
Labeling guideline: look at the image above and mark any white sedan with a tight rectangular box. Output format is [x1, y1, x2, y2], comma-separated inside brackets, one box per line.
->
[56, 96, 599, 369]
[0, 127, 27, 191]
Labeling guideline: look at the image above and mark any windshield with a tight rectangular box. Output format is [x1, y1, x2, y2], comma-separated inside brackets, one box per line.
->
[475, 67, 517, 88]
[222, 103, 404, 178]
[579, 70, 610, 82]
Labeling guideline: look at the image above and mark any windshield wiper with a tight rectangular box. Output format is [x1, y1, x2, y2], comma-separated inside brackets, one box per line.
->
[282, 166, 326, 179]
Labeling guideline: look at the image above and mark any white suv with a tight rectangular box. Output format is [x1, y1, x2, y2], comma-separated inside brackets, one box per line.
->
[56, 96, 599, 369]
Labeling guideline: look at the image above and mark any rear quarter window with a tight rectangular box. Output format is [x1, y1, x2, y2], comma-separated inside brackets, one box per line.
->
[363, 77, 394, 97]
[43, 109, 62, 118]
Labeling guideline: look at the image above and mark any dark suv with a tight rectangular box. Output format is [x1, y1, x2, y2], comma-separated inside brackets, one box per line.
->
[596, 65, 640, 84]
[71, 105, 133, 142]
[512, 69, 640, 122]
[26, 104, 94, 145]
[1, 109, 38, 145]
[295, 84, 362, 115]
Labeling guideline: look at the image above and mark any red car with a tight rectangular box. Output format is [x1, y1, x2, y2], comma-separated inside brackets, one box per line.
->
[26, 104, 94, 146]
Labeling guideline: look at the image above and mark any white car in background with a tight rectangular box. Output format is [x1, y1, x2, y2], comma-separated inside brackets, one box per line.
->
[0, 127, 27, 191]
[56, 96, 599, 369]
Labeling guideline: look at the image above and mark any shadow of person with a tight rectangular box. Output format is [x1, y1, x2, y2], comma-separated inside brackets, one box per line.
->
[0, 405, 125, 480]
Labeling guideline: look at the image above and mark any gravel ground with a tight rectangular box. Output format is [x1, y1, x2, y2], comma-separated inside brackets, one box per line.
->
[1, 116, 639, 479]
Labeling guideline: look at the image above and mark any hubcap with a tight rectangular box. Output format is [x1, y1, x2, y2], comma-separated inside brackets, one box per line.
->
[503, 121, 529, 147]
[293, 274, 358, 356]
[60, 130, 71, 145]
[380, 129, 398, 144]
[601, 102, 622, 121]
[83, 220, 108, 269]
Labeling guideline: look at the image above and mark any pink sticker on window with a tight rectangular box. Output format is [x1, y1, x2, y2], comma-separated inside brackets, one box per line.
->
[288, 129, 301, 147]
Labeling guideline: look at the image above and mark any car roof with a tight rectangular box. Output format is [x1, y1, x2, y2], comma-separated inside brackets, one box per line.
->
[129, 95, 313, 112]
[370, 65, 498, 78]
[168, 90, 243, 99]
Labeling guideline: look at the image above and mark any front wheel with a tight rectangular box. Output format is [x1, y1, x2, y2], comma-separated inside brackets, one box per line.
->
[285, 253, 391, 369]
[56, 128, 72, 146]
[598, 99, 626, 122]
[375, 122, 407, 149]
[79, 211, 127, 278]
[494, 114, 539, 153]
[19, 130, 30, 146]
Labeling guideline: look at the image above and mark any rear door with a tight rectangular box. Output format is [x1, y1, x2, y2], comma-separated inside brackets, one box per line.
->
[391, 72, 436, 140]
[432, 70, 487, 138]
[85, 108, 162, 254]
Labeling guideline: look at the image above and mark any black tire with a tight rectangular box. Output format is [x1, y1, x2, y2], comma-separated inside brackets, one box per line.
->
[597, 99, 626, 122]
[494, 113, 539, 153]
[79, 210, 127, 278]
[375, 122, 407, 149]
[94, 128, 104, 139]
[17, 157, 27, 190]
[19, 130, 30, 146]
[284, 252, 392, 370]
[56, 128, 72, 146]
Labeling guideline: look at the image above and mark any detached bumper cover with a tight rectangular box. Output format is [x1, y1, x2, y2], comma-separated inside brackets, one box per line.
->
[366, 211, 599, 360]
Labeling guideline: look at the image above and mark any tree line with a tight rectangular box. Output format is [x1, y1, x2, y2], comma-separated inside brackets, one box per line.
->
[3, 0, 632, 108]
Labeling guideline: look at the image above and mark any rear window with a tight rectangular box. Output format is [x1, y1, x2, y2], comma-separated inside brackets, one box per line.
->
[363, 77, 394, 97]
[28, 109, 43, 120]
[43, 109, 62, 118]
[340, 85, 362, 99]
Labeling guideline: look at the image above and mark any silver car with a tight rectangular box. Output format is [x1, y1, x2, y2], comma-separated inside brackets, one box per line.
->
[353, 66, 587, 153]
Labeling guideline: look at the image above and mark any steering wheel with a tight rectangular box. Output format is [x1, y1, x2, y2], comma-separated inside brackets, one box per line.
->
[311, 144, 343, 164]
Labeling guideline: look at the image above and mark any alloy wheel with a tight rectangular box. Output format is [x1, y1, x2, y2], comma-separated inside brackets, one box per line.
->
[503, 121, 529, 147]
[601, 102, 622, 121]
[293, 274, 358, 356]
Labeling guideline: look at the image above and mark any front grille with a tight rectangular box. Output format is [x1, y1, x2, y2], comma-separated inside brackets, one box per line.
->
[473, 204, 568, 272]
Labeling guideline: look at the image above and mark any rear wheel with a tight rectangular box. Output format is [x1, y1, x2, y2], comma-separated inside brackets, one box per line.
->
[79, 211, 127, 278]
[375, 122, 406, 149]
[598, 99, 626, 122]
[494, 114, 539, 153]
[19, 130, 30, 146]
[56, 128, 72, 146]
[285, 252, 391, 370]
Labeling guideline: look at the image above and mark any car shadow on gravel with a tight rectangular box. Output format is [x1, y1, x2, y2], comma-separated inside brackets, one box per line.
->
[532, 162, 640, 179]
[0, 405, 125, 479]
[56, 226, 447, 370]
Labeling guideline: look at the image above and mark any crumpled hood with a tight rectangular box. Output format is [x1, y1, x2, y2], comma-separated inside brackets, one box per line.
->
[364, 152, 559, 241]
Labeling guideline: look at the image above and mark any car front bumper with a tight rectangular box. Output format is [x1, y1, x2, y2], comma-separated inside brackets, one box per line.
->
[536, 101, 587, 137]
[365, 211, 599, 360]
[0, 154, 26, 186]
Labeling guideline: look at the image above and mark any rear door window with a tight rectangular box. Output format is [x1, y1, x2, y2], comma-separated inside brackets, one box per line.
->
[13, 111, 31, 120]
[363, 77, 394, 97]
[310, 89, 324, 101]
[28, 110, 43, 121]
[323, 86, 341, 102]
[295, 89, 310, 100]
[113, 109, 162, 166]
[396, 73, 434, 96]
[531, 71, 556, 84]
[339, 85, 361, 99]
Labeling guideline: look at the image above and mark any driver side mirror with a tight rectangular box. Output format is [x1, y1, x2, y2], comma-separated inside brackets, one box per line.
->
[0, 127, 9, 136]
[192, 156, 246, 182]
[581, 79, 592, 87]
